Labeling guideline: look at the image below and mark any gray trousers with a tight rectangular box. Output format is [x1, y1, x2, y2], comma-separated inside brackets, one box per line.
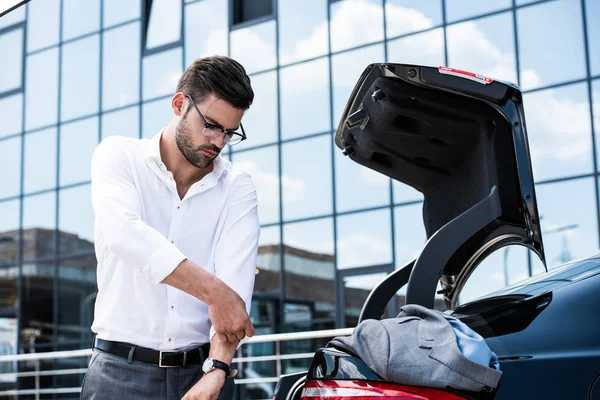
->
[81, 349, 235, 400]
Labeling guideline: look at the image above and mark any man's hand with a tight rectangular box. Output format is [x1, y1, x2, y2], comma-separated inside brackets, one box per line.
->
[182, 370, 226, 400]
[207, 280, 254, 343]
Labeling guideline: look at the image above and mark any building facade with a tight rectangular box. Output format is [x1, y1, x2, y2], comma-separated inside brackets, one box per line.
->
[0, 0, 599, 396]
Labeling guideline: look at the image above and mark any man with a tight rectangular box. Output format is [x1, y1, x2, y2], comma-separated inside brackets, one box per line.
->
[82, 56, 259, 400]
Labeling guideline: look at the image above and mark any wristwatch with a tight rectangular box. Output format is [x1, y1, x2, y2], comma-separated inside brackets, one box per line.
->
[202, 357, 238, 378]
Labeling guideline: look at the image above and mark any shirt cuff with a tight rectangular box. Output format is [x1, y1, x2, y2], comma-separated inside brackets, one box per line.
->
[142, 242, 187, 284]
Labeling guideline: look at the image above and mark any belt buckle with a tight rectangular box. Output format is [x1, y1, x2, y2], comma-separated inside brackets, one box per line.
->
[158, 350, 180, 368]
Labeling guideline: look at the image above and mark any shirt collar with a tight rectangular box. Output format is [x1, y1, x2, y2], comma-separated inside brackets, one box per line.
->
[146, 127, 231, 181]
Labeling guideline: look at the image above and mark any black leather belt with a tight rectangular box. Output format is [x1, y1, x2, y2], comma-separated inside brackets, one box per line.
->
[94, 338, 210, 368]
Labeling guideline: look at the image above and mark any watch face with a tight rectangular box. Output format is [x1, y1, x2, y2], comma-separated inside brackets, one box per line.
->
[202, 358, 214, 374]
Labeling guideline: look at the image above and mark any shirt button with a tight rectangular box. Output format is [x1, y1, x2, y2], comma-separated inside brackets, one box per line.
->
[171, 305, 174, 310]
[168, 338, 172, 342]
[177, 206, 180, 209]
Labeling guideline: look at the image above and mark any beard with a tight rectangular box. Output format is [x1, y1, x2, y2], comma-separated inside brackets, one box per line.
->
[175, 116, 221, 169]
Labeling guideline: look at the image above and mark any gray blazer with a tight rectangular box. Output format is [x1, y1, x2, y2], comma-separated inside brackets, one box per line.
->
[329, 304, 502, 392]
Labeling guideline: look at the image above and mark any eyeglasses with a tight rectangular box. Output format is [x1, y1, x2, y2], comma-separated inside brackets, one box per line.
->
[186, 95, 247, 146]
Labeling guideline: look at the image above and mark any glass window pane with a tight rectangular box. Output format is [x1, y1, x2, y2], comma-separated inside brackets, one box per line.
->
[23, 192, 56, 259]
[0, 94, 23, 138]
[103, 0, 140, 28]
[0, 28, 23, 93]
[142, 47, 182, 100]
[336, 209, 392, 269]
[60, 117, 98, 186]
[587, 0, 600, 76]
[394, 203, 425, 267]
[335, 148, 389, 213]
[234, 146, 280, 224]
[525, 83, 593, 182]
[236, 71, 277, 148]
[594, 80, 600, 169]
[26, 0, 60, 52]
[344, 272, 392, 327]
[0, 5, 25, 29]
[184, 0, 228, 66]
[387, 28, 444, 68]
[0, 137, 21, 199]
[330, 0, 384, 53]
[538, 178, 598, 269]
[146, 0, 182, 49]
[278, 0, 328, 65]
[142, 97, 172, 138]
[280, 58, 330, 140]
[25, 48, 59, 130]
[0, 199, 20, 265]
[517, 0, 586, 90]
[282, 135, 333, 221]
[283, 218, 335, 327]
[62, 0, 100, 41]
[230, 20, 276, 75]
[103, 22, 140, 110]
[446, 0, 511, 23]
[447, 12, 517, 84]
[61, 35, 100, 121]
[256, 225, 281, 275]
[332, 44, 384, 130]
[24, 128, 57, 194]
[393, 181, 423, 204]
[385, 0, 442, 38]
[102, 106, 139, 141]
[59, 184, 94, 252]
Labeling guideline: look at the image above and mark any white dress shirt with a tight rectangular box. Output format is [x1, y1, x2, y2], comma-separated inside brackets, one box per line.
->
[90, 130, 259, 350]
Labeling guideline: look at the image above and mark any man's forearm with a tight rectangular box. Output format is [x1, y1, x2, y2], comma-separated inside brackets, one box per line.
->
[162, 259, 219, 303]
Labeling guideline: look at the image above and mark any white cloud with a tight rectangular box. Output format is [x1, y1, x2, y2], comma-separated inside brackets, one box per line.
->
[337, 232, 391, 269]
[230, 22, 277, 74]
[235, 161, 306, 206]
[358, 166, 389, 187]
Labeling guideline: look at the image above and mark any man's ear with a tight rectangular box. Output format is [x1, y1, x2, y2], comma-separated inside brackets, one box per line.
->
[172, 92, 186, 117]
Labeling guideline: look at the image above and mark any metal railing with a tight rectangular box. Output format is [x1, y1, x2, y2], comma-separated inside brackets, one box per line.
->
[0, 327, 354, 399]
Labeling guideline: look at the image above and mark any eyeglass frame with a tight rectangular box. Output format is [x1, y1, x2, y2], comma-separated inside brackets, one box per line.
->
[185, 94, 247, 145]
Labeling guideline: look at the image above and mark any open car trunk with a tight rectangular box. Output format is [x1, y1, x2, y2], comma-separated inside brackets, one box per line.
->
[334, 64, 546, 309]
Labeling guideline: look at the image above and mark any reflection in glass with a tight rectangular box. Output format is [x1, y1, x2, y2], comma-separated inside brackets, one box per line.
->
[335, 147, 389, 213]
[281, 135, 333, 221]
[344, 272, 391, 327]
[537, 178, 598, 269]
[385, 0, 441, 38]
[387, 28, 444, 68]
[517, 0, 586, 90]
[587, 0, 600, 76]
[278, 0, 328, 65]
[102, 106, 139, 141]
[336, 209, 392, 269]
[233, 146, 279, 224]
[24, 128, 57, 194]
[103, 0, 140, 28]
[332, 44, 384, 129]
[142, 48, 182, 100]
[21, 258, 55, 348]
[0, 5, 24, 29]
[230, 20, 276, 75]
[26, 0, 60, 52]
[59, 185, 95, 255]
[524, 83, 592, 182]
[447, 12, 517, 84]
[62, 0, 100, 41]
[185, 0, 228, 66]
[446, 0, 511, 23]
[61, 35, 100, 121]
[255, 225, 281, 287]
[26, 48, 59, 131]
[0, 94, 22, 139]
[23, 192, 57, 260]
[330, 0, 384, 53]
[0, 28, 23, 93]
[145, 0, 182, 49]
[0, 137, 21, 199]
[394, 203, 425, 267]
[236, 71, 277, 147]
[594, 80, 600, 169]
[60, 117, 98, 186]
[280, 58, 330, 140]
[103, 22, 140, 111]
[0, 200, 20, 265]
[393, 181, 423, 204]
[142, 97, 172, 138]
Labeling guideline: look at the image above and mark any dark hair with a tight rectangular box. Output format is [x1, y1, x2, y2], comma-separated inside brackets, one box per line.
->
[176, 56, 254, 111]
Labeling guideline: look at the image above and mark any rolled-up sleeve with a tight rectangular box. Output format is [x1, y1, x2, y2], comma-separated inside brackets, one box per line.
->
[91, 138, 186, 284]
[210, 172, 260, 340]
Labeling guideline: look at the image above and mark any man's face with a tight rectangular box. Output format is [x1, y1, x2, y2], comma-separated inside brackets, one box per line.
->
[175, 94, 244, 169]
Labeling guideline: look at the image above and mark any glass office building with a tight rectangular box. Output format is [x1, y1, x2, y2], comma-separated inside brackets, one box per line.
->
[0, 0, 599, 396]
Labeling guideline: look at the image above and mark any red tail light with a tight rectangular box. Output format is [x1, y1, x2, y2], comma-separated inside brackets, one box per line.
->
[300, 380, 468, 400]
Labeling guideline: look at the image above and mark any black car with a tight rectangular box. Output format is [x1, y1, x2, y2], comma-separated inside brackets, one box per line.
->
[273, 63, 600, 400]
